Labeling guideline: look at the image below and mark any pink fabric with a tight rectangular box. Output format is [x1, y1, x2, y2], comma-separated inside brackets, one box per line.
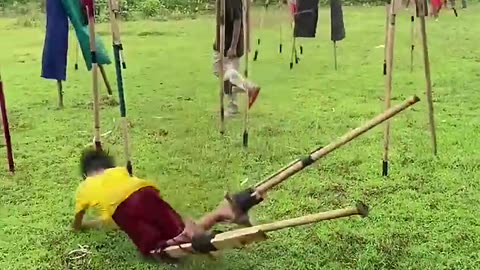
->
[289, 2, 297, 15]
[431, 0, 443, 12]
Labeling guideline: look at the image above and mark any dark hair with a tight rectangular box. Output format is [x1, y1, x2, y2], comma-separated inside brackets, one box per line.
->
[80, 148, 115, 178]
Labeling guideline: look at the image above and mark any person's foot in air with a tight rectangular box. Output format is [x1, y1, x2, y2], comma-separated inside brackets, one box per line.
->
[247, 85, 261, 109]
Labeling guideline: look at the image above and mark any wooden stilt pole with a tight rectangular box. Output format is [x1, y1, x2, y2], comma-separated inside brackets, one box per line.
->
[84, 0, 102, 151]
[217, 0, 226, 134]
[0, 69, 14, 174]
[383, 4, 390, 76]
[410, 14, 415, 72]
[75, 40, 79, 70]
[98, 64, 113, 96]
[161, 202, 369, 258]
[333, 41, 338, 70]
[57, 80, 64, 108]
[107, 0, 133, 174]
[242, 0, 251, 148]
[382, 0, 397, 177]
[416, 0, 438, 155]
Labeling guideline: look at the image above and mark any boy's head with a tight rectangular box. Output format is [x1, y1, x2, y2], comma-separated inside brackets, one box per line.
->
[80, 148, 115, 178]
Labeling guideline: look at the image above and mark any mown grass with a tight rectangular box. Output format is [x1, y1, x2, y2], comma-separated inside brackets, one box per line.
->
[1, 5, 480, 270]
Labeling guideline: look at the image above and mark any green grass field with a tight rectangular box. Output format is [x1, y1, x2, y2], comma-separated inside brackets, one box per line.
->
[1, 5, 480, 269]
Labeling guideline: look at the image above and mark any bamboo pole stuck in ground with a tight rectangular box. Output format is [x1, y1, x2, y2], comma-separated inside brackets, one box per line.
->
[383, 4, 389, 75]
[289, 35, 296, 69]
[161, 202, 369, 258]
[98, 64, 113, 96]
[415, 0, 438, 156]
[0, 70, 14, 174]
[254, 0, 269, 61]
[279, 22, 283, 53]
[252, 95, 420, 196]
[333, 41, 338, 70]
[107, 0, 133, 175]
[57, 80, 64, 108]
[242, 0, 251, 148]
[75, 39, 79, 70]
[382, 0, 397, 177]
[217, 0, 226, 134]
[410, 14, 415, 72]
[84, 0, 102, 151]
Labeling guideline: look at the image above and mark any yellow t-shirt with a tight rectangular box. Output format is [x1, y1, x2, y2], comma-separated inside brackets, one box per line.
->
[74, 167, 155, 221]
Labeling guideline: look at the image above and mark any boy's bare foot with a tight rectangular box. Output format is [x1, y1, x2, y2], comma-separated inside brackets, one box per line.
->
[208, 199, 250, 227]
[165, 219, 204, 246]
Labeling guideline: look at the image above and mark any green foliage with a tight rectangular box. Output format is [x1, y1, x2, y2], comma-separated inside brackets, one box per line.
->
[0, 0, 388, 20]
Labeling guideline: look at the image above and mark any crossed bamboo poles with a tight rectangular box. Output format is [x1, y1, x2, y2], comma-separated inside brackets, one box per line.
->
[382, 0, 437, 176]
[162, 95, 420, 258]
[83, 0, 132, 173]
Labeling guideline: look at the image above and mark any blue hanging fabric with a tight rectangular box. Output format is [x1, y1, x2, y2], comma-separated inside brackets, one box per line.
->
[41, 0, 69, 81]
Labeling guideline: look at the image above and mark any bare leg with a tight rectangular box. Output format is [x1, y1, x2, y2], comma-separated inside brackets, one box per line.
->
[164, 199, 240, 246]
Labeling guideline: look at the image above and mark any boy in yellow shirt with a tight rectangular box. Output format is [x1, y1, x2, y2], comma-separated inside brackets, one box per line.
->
[72, 149, 255, 260]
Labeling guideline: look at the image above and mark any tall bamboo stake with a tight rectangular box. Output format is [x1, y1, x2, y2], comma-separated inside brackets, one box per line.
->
[383, 4, 389, 75]
[333, 41, 338, 70]
[416, 0, 438, 155]
[217, 0, 226, 134]
[98, 64, 113, 96]
[253, 0, 269, 61]
[0, 69, 14, 174]
[279, 23, 283, 53]
[410, 15, 415, 72]
[84, 0, 102, 151]
[75, 38, 79, 70]
[107, 0, 133, 175]
[57, 80, 64, 108]
[382, 0, 397, 177]
[242, 0, 250, 148]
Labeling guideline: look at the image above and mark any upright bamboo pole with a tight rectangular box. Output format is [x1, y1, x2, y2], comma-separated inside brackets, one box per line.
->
[107, 0, 133, 174]
[84, 0, 102, 151]
[242, 0, 251, 148]
[217, 0, 226, 134]
[0, 69, 14, 174]
[416, 0, 438, 155]
[382, 0, 397, 177]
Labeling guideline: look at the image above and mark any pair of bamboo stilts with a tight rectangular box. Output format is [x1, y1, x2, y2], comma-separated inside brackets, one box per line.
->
[163, 95, 420, 258]
[218, 0, 252, 148]
[382, 0, 437, 176]
[84, 0, 132, 174]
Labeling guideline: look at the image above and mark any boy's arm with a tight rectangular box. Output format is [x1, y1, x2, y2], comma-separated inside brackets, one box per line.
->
[72, 210, 86, 231]
[72, 210, 104, 231]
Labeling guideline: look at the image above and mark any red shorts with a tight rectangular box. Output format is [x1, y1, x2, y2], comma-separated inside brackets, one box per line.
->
[112, 187, 185, 256]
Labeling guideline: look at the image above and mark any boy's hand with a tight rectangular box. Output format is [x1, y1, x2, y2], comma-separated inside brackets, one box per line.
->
[227, 47, 237, 58]
[82, 219, 103, 230]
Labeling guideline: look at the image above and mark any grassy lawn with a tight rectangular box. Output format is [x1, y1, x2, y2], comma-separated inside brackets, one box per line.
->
[1, 4, 480, 269]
